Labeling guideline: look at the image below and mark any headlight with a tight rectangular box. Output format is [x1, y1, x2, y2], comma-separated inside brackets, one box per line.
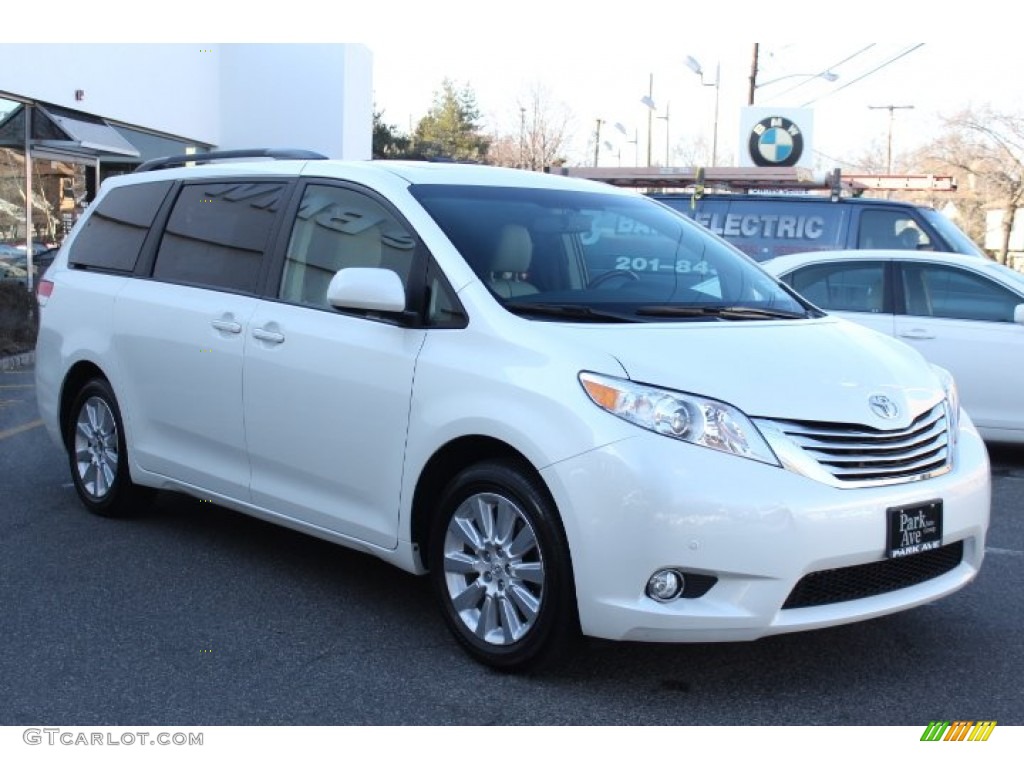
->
[931, 364, 961, 442]
[579, 372, 779, 465]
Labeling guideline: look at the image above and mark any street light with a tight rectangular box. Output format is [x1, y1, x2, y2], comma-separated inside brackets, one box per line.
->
[752, 70, 839, 103]
[656, 102, 670, 166]
[685, 55, 720, 166]
[640, 73, 655, 166]
[615, 122, 639, 165]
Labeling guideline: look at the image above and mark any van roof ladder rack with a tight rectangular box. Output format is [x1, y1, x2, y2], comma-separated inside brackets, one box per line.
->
[544, 165, 958, 195]
[135, 148, 328, 173]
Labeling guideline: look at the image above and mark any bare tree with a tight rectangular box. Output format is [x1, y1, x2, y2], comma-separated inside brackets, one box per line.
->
[488, 83, 572, 170]
[926, 106, 1024, 263]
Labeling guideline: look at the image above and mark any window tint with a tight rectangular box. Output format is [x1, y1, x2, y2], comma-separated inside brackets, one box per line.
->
[858, 209, 932, 250]
[901, 262, 1021, 322]
[784, 261, 887, 313]
[153, 182, 286, 292]
[69, 181, 172, 271]
[279, 185, 416, 308]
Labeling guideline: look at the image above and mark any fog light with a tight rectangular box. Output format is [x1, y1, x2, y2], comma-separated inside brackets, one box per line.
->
[647, 569, 684, 602]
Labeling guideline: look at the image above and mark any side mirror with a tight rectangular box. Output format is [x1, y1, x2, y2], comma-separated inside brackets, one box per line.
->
[1014, 303, 1024, 325]
[326, 267, 406, 313]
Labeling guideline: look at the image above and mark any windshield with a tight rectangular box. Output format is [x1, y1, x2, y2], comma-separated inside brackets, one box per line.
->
[411, 184, 814, 322]
[920, 208, 986, 257]
[985, 261, 1024, 292]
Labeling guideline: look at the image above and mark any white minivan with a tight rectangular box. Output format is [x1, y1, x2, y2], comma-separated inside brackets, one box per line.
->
[35, 151, 990, 671]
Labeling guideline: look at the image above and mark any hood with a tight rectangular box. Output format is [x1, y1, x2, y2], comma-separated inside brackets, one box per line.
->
[552, 316, 943, 429]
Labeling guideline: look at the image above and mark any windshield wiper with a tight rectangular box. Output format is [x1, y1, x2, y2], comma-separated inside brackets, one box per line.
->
[503, 301, 638, 323]
[635, 305, 810, 320]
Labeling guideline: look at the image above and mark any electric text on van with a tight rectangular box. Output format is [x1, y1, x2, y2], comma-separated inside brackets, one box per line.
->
[35, 151, 990, 670]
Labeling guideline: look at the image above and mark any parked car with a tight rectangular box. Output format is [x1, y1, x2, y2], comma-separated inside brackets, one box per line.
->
[1, 259, 29, 282]
[35, 151, 990, 671]
[765, 249, 1024, 444]
[0, 248, 57, 283]
[651, 193, 985, 262]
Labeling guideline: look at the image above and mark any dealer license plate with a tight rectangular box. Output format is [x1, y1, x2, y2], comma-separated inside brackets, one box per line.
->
[887, 500, 943, 559]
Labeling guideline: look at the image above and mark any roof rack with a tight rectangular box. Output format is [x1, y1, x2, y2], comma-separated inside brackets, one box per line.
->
[134, 148, 328, 173]
[544, 165, 958, 195]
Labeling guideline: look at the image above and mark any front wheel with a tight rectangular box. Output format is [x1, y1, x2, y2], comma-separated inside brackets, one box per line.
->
[429, 460, 578, 672]
[67, 378, 152, 518]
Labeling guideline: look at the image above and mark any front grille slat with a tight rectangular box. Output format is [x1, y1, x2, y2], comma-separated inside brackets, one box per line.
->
[822, 447, 948, 474]
[795, 419, 946, 455]
[768, 401, 951, 487]
[783, 541, 964, 609]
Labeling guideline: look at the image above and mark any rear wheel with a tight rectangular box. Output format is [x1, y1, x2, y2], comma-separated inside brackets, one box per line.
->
[67, 378, 152, 517]
[429, 460, 578, 672]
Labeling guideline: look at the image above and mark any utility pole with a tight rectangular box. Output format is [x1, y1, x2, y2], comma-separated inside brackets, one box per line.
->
[646, 73, 655, 166]
[748, 43, 759, 105]
[657, 103, 670, 166]
[869, 105, 914, 174]
[519, 106, 526, 169]
[594, 118, 604, 167]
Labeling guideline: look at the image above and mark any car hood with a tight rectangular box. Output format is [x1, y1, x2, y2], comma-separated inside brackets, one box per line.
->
[555, 316, 944, 429]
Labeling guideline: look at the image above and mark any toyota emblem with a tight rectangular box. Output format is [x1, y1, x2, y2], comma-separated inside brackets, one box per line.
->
[869, 394, 900, 420]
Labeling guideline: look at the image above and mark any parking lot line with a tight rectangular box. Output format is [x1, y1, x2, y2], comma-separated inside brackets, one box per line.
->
[0, 419, 42, 441]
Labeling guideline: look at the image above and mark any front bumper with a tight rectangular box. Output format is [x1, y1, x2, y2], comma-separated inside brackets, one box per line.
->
[541, 419, 990, 642]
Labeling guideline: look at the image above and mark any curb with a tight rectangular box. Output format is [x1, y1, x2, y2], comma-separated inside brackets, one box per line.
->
[0, 350, 35, 371]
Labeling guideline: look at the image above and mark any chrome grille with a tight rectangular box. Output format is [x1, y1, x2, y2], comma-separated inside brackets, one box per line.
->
[769, 402, 951, 487]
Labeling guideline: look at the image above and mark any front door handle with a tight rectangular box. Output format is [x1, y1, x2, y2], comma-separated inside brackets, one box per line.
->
[252, 327, 285, 344]
[898, 329, 935, 340]
[211, 319, 242, 334]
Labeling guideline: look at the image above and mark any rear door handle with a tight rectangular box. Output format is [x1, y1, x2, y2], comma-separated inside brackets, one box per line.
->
[898, 329, 935, 340]
[252, 327, 285, 344]
[211, 319, 242, 334]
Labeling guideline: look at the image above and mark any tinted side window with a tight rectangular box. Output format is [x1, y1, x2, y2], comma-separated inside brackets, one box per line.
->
[784, 261, 887, 313]
[901, 263, 1020, 322]
[69, 181, 172, 271]
[279, 185, 417, 308]
[857, 209, 932, 250]
[153, 182, 287, 292]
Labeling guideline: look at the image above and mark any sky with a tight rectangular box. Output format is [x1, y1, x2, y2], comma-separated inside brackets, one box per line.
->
[7, 1, 1023, 172]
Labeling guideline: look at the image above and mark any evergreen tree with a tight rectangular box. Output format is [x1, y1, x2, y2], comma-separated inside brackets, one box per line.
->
[372, 109, 411, 159]
[413, 80, 490, 161]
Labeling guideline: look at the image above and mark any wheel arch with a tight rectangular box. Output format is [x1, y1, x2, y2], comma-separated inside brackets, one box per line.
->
[410, 435, 565, 572]
[59, 360, 111, 451]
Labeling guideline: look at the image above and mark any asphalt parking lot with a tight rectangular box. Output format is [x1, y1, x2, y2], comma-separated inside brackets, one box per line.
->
[1, 362, 1022, 726]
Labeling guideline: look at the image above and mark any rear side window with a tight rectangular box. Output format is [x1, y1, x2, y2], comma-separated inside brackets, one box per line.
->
[68, 181, 172, 272]
[784, 261, 888, 313]
[901, 262, 1020, 322]
[153, 182, 287, 292]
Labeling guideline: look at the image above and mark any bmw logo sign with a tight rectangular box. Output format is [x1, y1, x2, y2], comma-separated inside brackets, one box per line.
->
[749, 116, 805, 167]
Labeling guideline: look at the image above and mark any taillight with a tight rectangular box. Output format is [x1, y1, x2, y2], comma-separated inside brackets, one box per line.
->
[37, 279, 54, 305]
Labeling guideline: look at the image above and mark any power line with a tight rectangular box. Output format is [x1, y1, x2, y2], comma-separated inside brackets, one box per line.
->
[769, 44, 877, 100]
[800, 44, 925, 107]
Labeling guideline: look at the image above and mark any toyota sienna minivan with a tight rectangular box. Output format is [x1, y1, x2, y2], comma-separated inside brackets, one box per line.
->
[35, 150, 991, 670]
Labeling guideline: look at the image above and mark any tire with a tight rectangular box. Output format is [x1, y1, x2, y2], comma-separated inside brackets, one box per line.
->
[429, 460, 578, 672]
[66, 378, 152, 518]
